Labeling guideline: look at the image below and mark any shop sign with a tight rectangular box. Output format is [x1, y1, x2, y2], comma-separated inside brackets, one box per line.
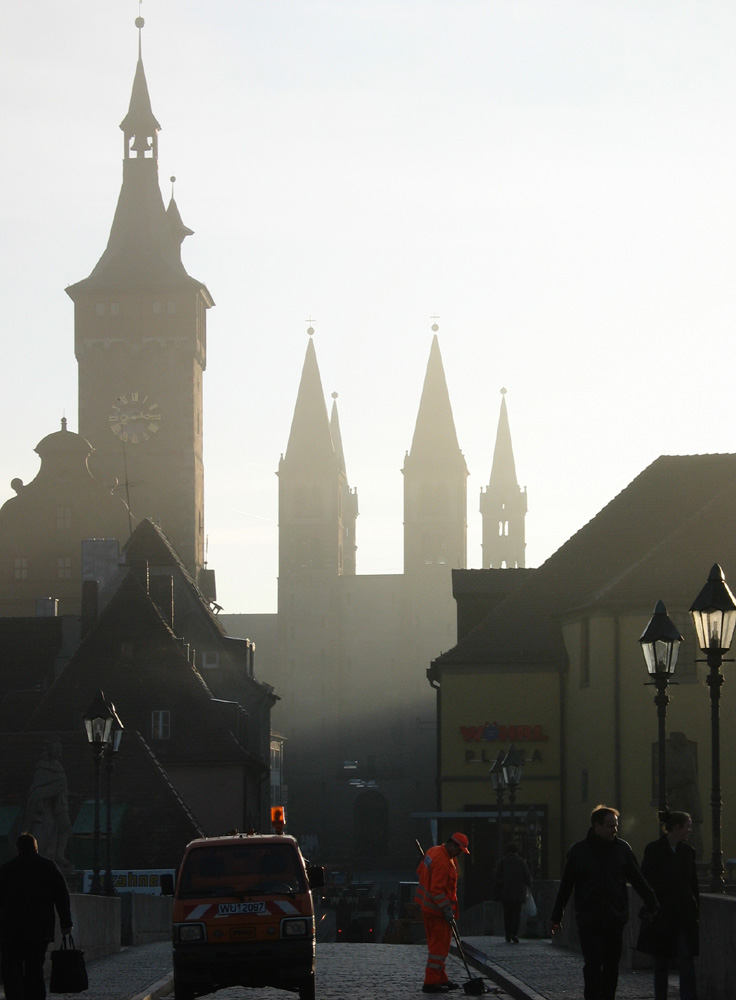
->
[460, 723, 548, 743]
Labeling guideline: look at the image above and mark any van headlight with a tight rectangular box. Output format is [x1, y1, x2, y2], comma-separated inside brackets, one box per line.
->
[176, 923, 206, 942]
[281, 917, 313, 938]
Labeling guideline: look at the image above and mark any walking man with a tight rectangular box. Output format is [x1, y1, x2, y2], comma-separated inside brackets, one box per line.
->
[415, 832, 470, 993]
[0, 833, 73, 1000]
[550, 805, 657, 1000]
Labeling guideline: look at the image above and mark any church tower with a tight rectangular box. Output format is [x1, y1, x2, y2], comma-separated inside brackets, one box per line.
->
[277, 330, 358, 583]
[66, 22, 213, 582]
[480, 388, 527, 568]
[402, 327, 468, 574]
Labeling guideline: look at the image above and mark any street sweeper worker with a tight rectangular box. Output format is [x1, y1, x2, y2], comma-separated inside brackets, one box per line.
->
[415, 832, 470, 993]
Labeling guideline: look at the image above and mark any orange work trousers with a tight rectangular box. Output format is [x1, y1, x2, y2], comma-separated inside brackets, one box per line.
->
[422, 911, 452, 985]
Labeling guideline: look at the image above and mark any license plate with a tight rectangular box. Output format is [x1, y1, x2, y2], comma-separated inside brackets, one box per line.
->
[217, 902, 266, 915]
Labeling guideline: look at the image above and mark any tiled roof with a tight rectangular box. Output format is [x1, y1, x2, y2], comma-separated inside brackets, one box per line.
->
[434, 454, 736, 668]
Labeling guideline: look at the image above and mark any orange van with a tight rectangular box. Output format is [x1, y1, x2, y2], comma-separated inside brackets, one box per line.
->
[172, 834, 324, 1000]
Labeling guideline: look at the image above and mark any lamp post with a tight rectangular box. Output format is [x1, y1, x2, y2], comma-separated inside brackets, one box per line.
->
[502, 744, 525, 846]
[103, 708, 124, 896]
[489, 750, 507, 859]
[639, 600, 683, 819]
[689, 564, 736, 894]
[83, 690, 123, 895]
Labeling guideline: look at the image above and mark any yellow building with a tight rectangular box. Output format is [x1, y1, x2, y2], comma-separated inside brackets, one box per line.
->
[429, 453, 736, 903]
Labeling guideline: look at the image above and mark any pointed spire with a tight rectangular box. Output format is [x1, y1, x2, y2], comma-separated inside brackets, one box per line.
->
[329, 392, 347, 477]
[282, 330, 336, 470]
[119, 55, 161, 158]
[406, 334, 464, 468]
[480, 388, 527, 569]
[66, 24, 211, 298]
[488, 388, 518, 494]
[403, 324, 468, 573]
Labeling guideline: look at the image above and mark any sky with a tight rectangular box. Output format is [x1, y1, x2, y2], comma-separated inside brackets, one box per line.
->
[3, 1, 736, 613]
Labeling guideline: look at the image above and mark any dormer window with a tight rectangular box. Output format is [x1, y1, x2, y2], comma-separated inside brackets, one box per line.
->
[151, 710, 170, 740]
[202, 651, 219, 670]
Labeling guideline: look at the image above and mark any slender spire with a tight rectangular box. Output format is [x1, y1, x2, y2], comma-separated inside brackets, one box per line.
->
[489, 388, 518, 493]
[403, 324, 468, 573]
[66, 18, 209, 297]
[405, 334, 465, 467]
[282, 330, 335, 470]
[480, 388, 527, 568]
[329, 393, 347, 477]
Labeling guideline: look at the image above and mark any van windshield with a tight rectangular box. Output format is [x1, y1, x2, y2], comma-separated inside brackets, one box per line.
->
[178, 843, 307, 899]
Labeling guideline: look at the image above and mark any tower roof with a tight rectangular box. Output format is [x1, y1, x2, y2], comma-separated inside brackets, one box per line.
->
[329, 394, 348, 477]
[405, 334, 467, 473]
[282, 336, 336, 470]
[66, 49, 211, 300]
[488, 389, 519, 494]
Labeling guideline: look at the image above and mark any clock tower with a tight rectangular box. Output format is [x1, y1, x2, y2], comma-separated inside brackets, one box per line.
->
[66, 28, 214, 582]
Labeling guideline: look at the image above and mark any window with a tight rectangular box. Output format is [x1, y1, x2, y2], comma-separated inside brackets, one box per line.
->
[153, 301, 162, 315]
[151, 710, 170, 740]
[13, 557, 28, 580]
[57, 557, 71, 579]
[167, 301, 176, 315]
[110, 302, 120, 316]
[95, 303, 105, 316]
[202, 651, 219, 670]
[56, 506, 71, 530]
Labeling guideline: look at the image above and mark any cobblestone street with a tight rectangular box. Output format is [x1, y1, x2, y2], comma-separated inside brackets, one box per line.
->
[164, 943, 503, 1000]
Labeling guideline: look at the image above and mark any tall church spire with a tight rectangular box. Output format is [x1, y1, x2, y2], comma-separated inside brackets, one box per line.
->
[402, 326, 468, 574]
[480, 388, 527, 568]
[278, 329, 357, 578]
[65, 17, 213, 583]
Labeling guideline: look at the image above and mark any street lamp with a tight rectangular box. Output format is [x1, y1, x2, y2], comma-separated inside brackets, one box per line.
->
[502, 745, 525, 846]
[103, 708, 124, 896]
[689, 563, 736, 893]
[489, 750, 507, 859]
[83, 690, 123, 895]
[639, 600, 683, 819]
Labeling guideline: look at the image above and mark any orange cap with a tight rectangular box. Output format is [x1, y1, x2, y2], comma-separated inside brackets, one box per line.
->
[451, 832, 470, 854]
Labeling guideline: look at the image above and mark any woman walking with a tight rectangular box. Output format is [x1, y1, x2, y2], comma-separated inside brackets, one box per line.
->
[638, 811, 699, 1000]
[493, 842, 532, 944]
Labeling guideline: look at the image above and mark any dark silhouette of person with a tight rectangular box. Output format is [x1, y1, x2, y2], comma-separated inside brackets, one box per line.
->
[550, 805, 657, 1000]
[493, 842, 532, 943]
[0, 833, 73, 1000]
[639, 811, 699, 1000]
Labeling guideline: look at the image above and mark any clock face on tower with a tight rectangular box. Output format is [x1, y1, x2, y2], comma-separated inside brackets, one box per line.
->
[109, 392, 162, 444]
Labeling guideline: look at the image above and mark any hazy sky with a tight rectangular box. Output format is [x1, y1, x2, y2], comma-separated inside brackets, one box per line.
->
[3, 1, 736, 613]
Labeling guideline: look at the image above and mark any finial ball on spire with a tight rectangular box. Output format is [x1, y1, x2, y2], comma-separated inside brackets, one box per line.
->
[170, 176, 176, 183]
[135, 16, 145, 28]
[307, 326, 314, 337]
[431, 323, 439, 333]
[331, 391, 338, 400]
[500, 387, 507, 395]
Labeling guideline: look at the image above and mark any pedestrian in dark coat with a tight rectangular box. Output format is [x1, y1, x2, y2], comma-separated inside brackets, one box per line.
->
[550, 804, 658, 1000]
[638, 811, 699, 1000]
[493, 842, 532, 943]
[0, 833, 73, 1000]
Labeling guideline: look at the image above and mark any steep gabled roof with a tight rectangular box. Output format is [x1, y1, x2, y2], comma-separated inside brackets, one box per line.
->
[27, 572, 247, 767]
[434, 453, 736, 668]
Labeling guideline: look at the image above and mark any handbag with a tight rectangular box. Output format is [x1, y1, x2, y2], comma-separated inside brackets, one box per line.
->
[522, 887, 537, 919]
[50, 933, 88, 993]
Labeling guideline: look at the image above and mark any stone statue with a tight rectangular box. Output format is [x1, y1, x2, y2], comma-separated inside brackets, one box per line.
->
[666, 731, 704, 859]
[23, 740, 74, 872]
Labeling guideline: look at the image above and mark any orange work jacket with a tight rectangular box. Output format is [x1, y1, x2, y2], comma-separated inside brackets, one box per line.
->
[414, 844, 458, 916]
